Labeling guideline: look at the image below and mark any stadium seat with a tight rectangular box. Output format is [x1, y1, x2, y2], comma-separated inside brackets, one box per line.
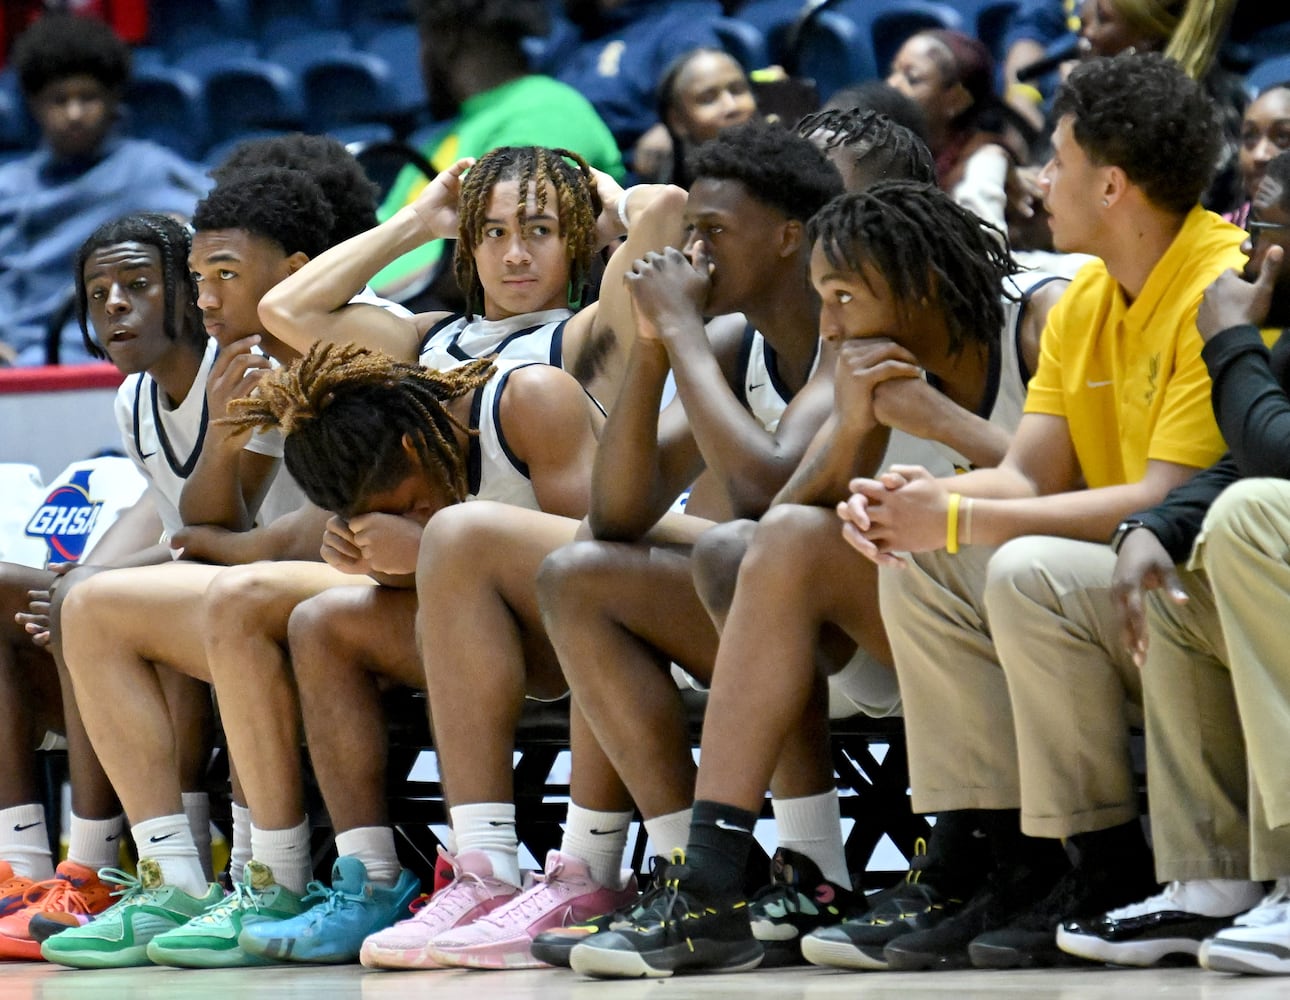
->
[265, 30, 356, 75]
[735, 0, 811, 69]
[363, 23, 425, 117]
[154, 0, 252, 56]
[299, 51, 398, 132]
[202, 58, 306, 146]
[793, 10, 877, 101]
[848, 0, 965, 77]
[1247, 54, 1290, 97]
[968, 0, 1023, 63]
[174, 39, 260, 81]
[124, 66, 209, 161]
[714, 17, 769, 72]
[202, 129, 292, 170]
[0, 88, 31, 152]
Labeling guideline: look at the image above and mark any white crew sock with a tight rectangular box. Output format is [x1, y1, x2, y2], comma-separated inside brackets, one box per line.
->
[182, 792, 213, 881]
[643, 808, 692, 861]
[132, 814, 208, 896]
[230, 802, 253, 883]
[1169, 878, 1265, 916]
[0, 804, 53, 880]
[773, 790, 851, 889]
[250, 818, 313, 895]
[561, 804, 632, 890]
[334, 826, 402, 888]
[67, 812, 125, 871]
[450, 803, 522, 889]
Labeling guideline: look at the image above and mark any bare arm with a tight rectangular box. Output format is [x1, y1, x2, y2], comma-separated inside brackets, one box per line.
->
[171, 502, 331, 565]
[497, 364, 603, 520]
[256, 159, 477, 361]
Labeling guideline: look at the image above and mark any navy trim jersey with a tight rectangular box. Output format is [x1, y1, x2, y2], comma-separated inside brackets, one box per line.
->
[418, 308, 571, 372]
[465, 359, 547, 509]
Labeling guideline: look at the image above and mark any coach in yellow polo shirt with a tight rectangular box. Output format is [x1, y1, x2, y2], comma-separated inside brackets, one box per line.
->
[833, 53, 1246, 972]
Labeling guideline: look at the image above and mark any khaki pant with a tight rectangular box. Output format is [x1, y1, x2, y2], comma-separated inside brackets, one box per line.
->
[879, 536, 1142, 838]
[1145, 478, 1290, 882]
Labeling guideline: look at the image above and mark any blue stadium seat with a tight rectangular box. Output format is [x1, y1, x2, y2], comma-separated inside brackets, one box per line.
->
[0, 87, 32, 152]
[793, 10, 877, 101]
[154, 0, 252, 55]
[341, 0, 414, 29]
[714, 17, 769, 72]
[252, 0, 343, 34]
[845, 0, 965, 77]
[1247, 54, 1290, 98]
[970, 0, 1022, 63]
[202, 129, 292, 170]
[266, 31, 356, 75]
[174, 39, 260, 81]
[735, 0, 811, 68]
[364, 24, 425, 118]
[202, 58, 306, 146]
[299, 51, 397, 131]
[124, 66, 209, 161]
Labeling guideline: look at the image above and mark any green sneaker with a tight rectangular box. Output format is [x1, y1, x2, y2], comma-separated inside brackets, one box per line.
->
[39, 859, 224, 969]
[146, 860, 307, 968]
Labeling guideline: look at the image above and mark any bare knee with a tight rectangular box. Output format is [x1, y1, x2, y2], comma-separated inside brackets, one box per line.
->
[205, 563, 293, 636]
[535, 539, 620, 627]
[691, 519, 755, 620]
[287, 588, 358, 682]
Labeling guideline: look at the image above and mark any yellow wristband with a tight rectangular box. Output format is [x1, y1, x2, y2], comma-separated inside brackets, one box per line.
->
[1007, 82, 1044, 106]
[946, 492, 962, 555]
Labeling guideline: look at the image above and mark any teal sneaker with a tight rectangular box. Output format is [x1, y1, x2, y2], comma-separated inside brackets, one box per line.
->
[237, 856, 419, 964]
[146, 859, 308, 968]
[39, 859, 224, 969]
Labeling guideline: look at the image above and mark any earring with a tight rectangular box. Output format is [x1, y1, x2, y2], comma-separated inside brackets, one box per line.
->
[1101, 198, 1109, 207]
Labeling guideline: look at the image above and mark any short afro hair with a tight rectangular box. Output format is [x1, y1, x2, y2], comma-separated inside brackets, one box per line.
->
[12, 13, 131, 99]
[687, 120, 844, 222]
[1051, 52, 1220, 216]
[210, 133, 379, 246]
[410, 0, 548, 38]
[192, 167, 335, 260]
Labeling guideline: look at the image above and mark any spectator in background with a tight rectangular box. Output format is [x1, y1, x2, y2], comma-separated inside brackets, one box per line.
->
[0, 13, 209, 367]
[886, 29, 1020, 232]
[1000, 0, 1079, 129]
[824, 80, 930, 146]
[553, 0, 727, 154]
[372, 0, 623, 306]
[633, 47, 758, 186]
[1226, 84, 1290, 227]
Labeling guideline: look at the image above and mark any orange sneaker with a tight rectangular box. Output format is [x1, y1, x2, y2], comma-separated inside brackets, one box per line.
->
[0, 861, 113, 960]
[0, 863, 36, 918]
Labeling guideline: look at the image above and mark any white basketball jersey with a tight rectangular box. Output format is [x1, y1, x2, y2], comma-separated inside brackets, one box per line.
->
[465, 360, 549, 510]
[736, 324, 821, 433]
[418, 309, 572, 371]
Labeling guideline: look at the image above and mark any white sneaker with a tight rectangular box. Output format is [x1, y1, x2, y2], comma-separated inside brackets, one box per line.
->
[1200, 877, 1290, 975]
[357, 848, 521, 970]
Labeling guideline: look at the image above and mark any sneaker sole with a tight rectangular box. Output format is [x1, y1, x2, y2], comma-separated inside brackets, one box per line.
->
[358, 941, 445, 970]
[0, 934, 43, 961]
[40, 942, 152, 969]
[801, 935, 889, 970]
[883, 943, 972, 971]
[146, 941, 278, 968]
[528, 936, 584, 968]
[1055, 926, 1202, 967]
[424, 942, 545, 970]
[968, 939, 1090, 970]
[570, 940, 763, 979]
[1200, 938, 1290, 975]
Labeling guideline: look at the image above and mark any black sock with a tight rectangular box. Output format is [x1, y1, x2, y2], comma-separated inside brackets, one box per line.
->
[982, 809, 1071, 879]
[920, 809, 994, 898]
[683, 800, 758, 903]
[1068, 820, 1152, 872]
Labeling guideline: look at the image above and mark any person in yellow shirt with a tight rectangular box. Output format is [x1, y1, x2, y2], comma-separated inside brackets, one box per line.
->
[835, 53, 1246, 972]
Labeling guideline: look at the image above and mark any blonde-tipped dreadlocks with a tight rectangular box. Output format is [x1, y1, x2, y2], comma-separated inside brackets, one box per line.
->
[454, 145, 602, 318]
[223, 342, 495, 518]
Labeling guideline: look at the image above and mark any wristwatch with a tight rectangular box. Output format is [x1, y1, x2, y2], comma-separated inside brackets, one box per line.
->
[1110, 518, 1149, 555]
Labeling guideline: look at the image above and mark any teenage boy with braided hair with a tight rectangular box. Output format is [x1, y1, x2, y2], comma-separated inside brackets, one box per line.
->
[834, 53, 1247, 972]
[797, 108, 938, 192]
[0, 214, 218, 958]
[44, 144, 643, 969]
[558, 180, 1064, 977]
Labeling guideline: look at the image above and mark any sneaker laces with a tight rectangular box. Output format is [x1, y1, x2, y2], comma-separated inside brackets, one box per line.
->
[1234, 878, 1290, 928]
[19, 875, 94, 914]
[185, 880, 265, 927]
[403, 854, 493, 927]
[97, 867, 164, 909]
[302, 878, 369, 917]
[474, 859, 573, 927]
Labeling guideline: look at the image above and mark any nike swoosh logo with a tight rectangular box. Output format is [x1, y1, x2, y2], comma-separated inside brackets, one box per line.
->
[487, 820, 515, 828]
[149, 832, 179, 843]
[714, 819, 752, 833]
[105, 833, 121, 842]
[1085, 379, 1114, 388]
[139, 451, 157, 459]
[590, 827, 626, 836]
[13, 822, 43, 832]
[748, 382, 766, 390]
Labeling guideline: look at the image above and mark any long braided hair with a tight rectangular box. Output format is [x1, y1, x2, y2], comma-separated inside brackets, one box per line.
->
[454, 146, 601, 318]
[222, 343, 495, 518]
[74, 213, 204, 361]
[808, 181, 1019, 356]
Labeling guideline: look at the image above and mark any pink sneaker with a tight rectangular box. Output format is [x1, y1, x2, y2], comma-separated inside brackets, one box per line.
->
[423, 850, 638, 970]
[358, 848, 520, 970]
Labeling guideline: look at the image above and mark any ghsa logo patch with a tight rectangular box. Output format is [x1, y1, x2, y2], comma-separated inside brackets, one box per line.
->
[24, 469, 103, 564]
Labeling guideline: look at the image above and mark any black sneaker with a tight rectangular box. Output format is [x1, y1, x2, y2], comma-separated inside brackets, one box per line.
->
[1057, 881, 1255, 967]
[799, 836, 970, 971]
[529, 856, 669, 968]
[567, 851, 764, 979]
[747, 848, 866, 967]
[883, 857, 1068, 971]
[968, 859, 1158, 969]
